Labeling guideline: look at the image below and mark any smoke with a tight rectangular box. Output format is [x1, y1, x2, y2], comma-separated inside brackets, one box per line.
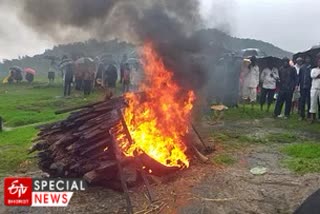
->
[19, 0, 200, 43]
[18, 0, 219, 91]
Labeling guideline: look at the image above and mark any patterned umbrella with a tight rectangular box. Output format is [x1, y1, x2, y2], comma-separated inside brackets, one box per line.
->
[58, 58, 73, 70]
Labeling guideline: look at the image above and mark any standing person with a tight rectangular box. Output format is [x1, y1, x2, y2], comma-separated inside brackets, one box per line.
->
[274, 58, 298, 119]
[241, 56, 260, 109]
[103, 63, 118, 100]
[82, 58, 95, 96]
[292, 57, 303, 113]
[130, 63, 143, 92]
[74, 63, 83, 91]
[309, 58, 320, 123]
[63, 61, 74, 97]
[25, 73, 34, 83]
[120, 54, 128, 84]
[122, 63, 131, 93]
[260, 60, 279, 112]
[7, 71, 14, 84]
[48, 60, 57, 85]
[224, 54, 242, 107]
[298, 56, 312, 120]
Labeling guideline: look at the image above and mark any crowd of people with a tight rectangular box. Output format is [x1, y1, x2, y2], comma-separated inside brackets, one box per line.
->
[51, 54, 142, 99]
[240, 55, 320, 123]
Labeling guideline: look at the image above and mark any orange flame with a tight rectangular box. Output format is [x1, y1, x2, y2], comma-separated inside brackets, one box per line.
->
[119, 42, 195, 168]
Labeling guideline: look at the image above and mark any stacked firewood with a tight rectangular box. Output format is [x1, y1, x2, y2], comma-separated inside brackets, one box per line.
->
[29, 97, 138, 187]
[30, 95, 211, 190]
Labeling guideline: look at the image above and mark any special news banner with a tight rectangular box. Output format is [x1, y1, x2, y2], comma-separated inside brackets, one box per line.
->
[4, 177, 87, 207]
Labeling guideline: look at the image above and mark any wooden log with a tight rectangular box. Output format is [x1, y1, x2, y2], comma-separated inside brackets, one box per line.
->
[79, 139, 110, 156]
[66, 136, 105, 151]
[28, 140, 49, 153]
[83, 129, 106, 140]
[84, 171, 102, 183]
[55, 101, 104, 114]
[109, 131, 133, 214]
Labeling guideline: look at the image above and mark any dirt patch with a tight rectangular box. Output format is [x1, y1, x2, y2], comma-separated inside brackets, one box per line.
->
[1, 119, 319, 214]
[179, 145, 320, 214]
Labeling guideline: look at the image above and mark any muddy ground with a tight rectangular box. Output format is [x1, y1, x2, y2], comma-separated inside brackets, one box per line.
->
[1, 118, 319, 214]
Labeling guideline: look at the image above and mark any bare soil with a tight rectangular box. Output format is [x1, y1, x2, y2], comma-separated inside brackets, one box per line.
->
[1, 119, 320, 214]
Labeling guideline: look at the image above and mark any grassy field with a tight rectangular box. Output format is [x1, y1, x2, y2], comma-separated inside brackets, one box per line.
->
[0, 83, 104, 127]
[0, 81, 106, 177]
[1, 81, 320, 177]
[211, 105, 320, 173]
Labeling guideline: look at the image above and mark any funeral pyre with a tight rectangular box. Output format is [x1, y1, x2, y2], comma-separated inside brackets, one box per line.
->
[30, 43, 208, 189]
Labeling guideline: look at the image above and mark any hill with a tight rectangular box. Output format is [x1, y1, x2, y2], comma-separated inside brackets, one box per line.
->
[0, 29, 292, 78]
[192, 29, 292, 58]
[0, 39, 135, 78]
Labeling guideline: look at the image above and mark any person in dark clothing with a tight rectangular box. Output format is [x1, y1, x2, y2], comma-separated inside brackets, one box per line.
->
[25, 73, 34, 83]
[15, 70, 23, 83]
[224, 54, 242, 107]
[298, 56, 312, 120]
[103, 63, 118, 99]
[63, 63, 74, 97]
[83, 81, 91, 95]
[274, 58, 298, 118]
[294, 188, 320, 214]
[122, 63, 131, 93]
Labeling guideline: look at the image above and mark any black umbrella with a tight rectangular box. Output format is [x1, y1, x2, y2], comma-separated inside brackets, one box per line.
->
[293, 47, 320, 67]
[257, 56, 283, 70]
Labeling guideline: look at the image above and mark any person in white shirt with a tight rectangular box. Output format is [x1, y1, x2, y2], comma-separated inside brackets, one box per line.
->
[295, 57, 303, 75]
[260, 60, 279, 112]
[241, 56, 260, 109]
[309, 58, 320, 123]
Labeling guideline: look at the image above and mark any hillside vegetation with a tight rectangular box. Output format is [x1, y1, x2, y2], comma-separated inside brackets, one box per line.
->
[0, 29, 292, 78]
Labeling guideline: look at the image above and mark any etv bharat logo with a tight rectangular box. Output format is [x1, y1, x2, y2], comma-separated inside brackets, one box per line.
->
[8, 180, 29, 198]
[4, 177, 32, 206]
[4, 177, 86, 207]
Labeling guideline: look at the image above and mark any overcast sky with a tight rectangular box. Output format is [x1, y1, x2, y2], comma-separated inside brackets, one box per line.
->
[0, 0, 319, 60]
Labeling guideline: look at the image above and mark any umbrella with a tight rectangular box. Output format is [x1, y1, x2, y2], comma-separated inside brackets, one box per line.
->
[126, 58, 142, 64]
[257, 56, 282, 70]
[9, 66, 23, 73]
[75, 57, 94, 65]
[59, 59, 73, 70]
[24, 67, 36, 75]
[100, 57, 117, 65]
[293, 47, 320, 67]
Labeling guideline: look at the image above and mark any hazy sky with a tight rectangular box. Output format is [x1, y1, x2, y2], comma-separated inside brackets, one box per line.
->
[0, 0, 319, 60]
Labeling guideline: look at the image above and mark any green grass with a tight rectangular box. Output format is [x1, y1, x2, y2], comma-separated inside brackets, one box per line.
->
[224, 105, 270, 120]
[237, 132, 302, 145]
[212, 153, 236, 166]
[0, 81, 106, 176]
[224, 106, 320, 133]
[213, 130, 292, 145]
[0, 83, 104, 127]
[0, 126, 37, 177]
[281, 143, 320, 174]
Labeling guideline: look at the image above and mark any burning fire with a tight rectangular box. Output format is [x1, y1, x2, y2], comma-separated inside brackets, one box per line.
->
[118, 42, 195, 168]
